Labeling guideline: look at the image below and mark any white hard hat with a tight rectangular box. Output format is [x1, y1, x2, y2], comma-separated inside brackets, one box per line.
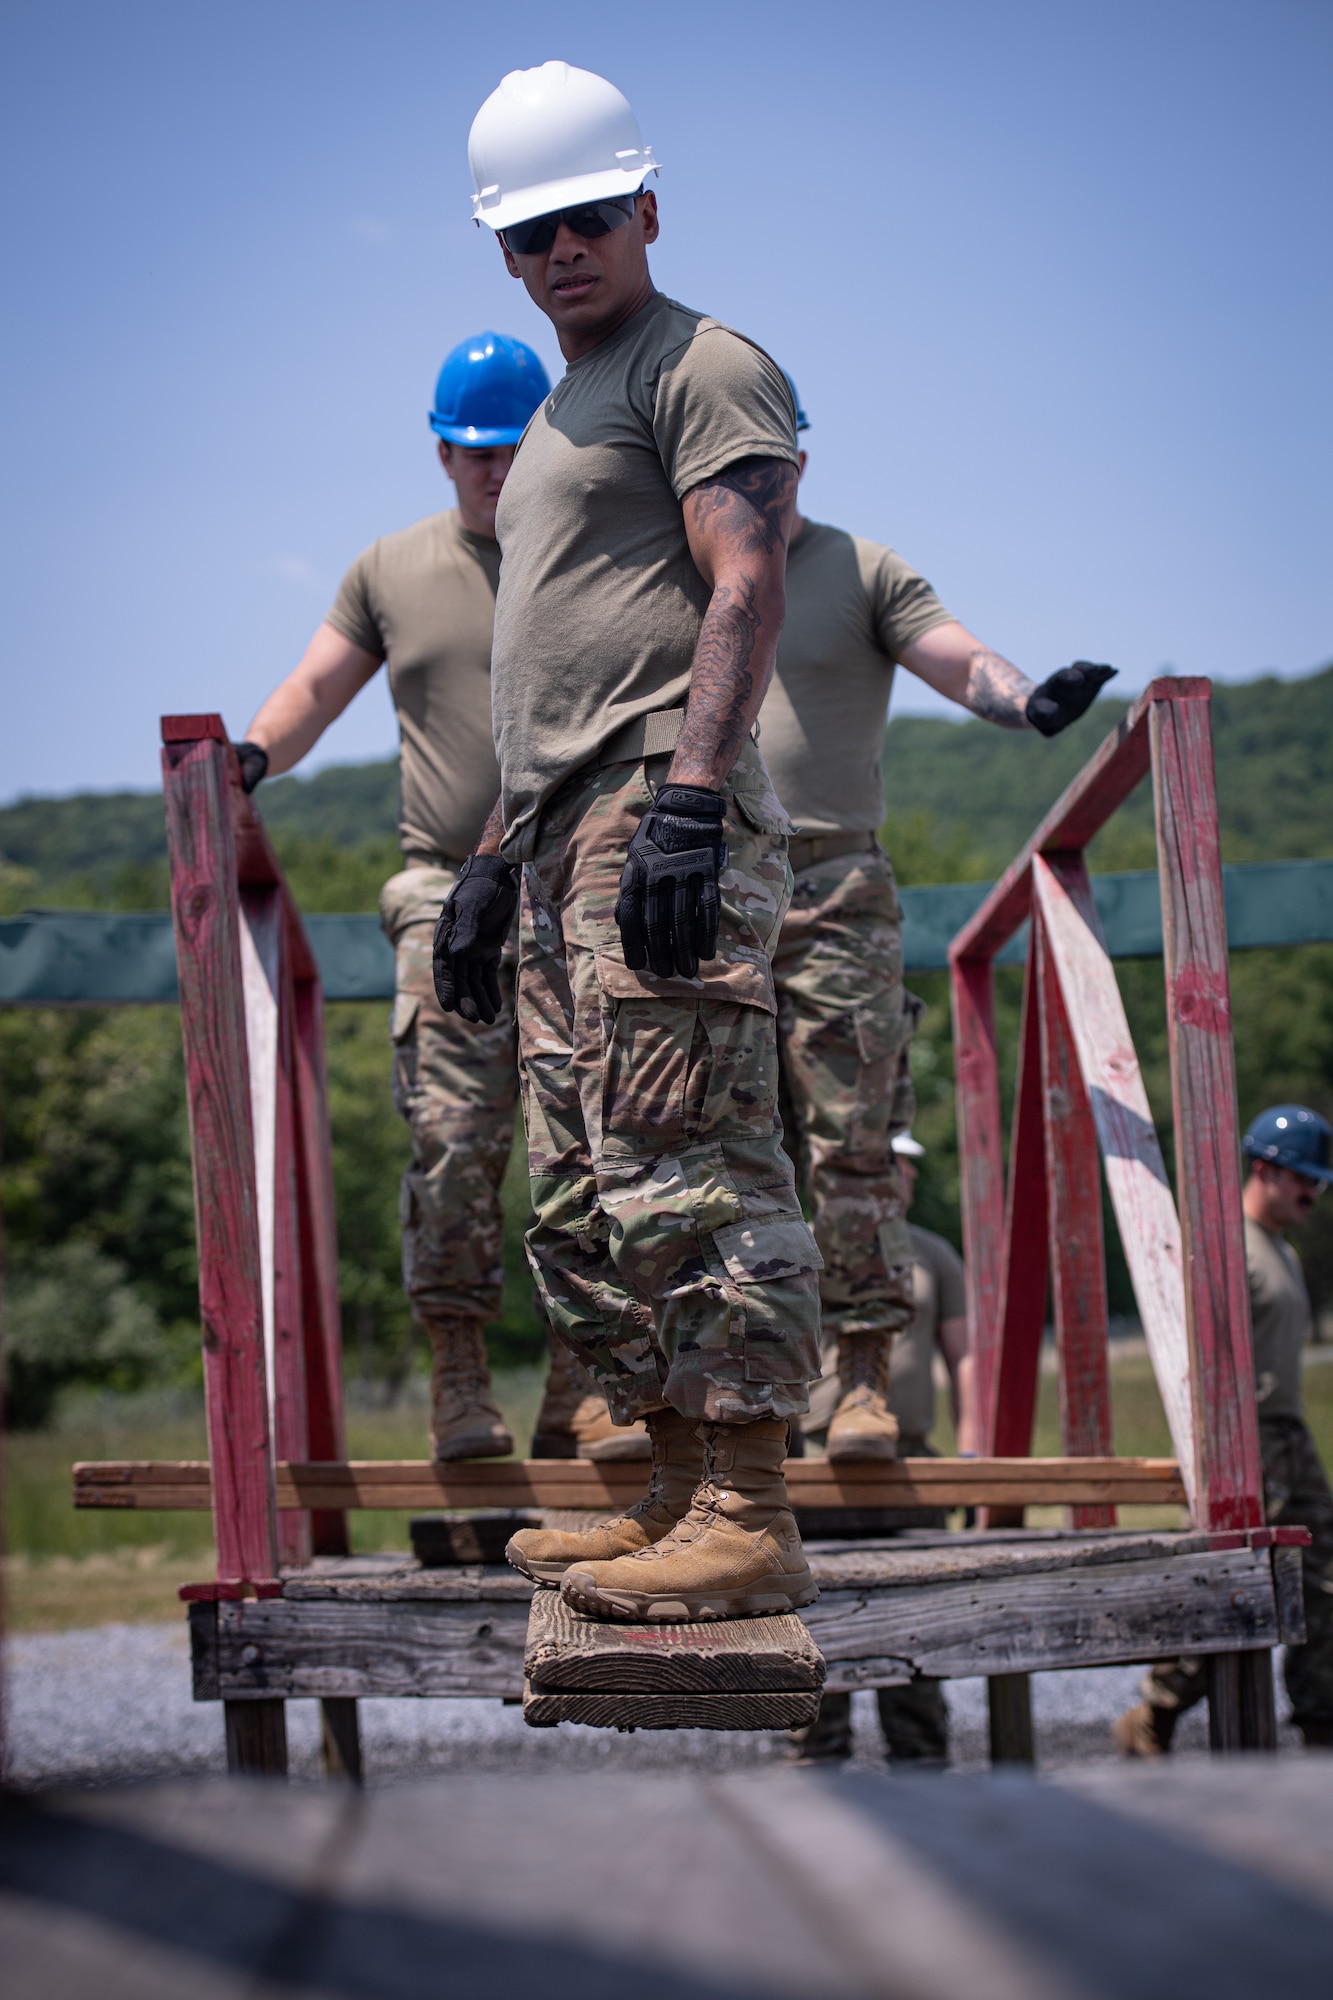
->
[468, 62, 660, 233]
[892, 1132, 925, 1157]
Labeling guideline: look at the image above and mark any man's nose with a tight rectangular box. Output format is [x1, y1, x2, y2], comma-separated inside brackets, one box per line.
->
[548, 220, 589, 262]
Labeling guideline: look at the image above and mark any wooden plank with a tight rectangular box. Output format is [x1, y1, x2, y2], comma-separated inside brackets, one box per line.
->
[990, 930, 1048, 1459]
[524, 1591, 823, 1693]
[947, 679, 1207, 964]
[988, 1674, 1036, 1766]
[1208, 1651, 1278, 1753]
[1032, 851, 1197, 1511]
[204, 1596, 531, 1699]
[72, 1455, 1190, 1511]
[950, 953, 1006, 1424]
[1274, 1545, 1307, 1645]
[224, 1698, 288, 1775]
[161, 725, 278, 1587]
[810, 1545, 1278, 1687]
[291, 970, 349, 1558]
[1151, 695, 1264, 1532]
[521, 1684, 822, 1730]
[184, 1544, 1280, 1703]
[1037, 903, 1115, 1530]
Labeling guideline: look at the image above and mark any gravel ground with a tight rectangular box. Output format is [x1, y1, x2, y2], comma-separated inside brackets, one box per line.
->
[7, 1622, 1300, 1790]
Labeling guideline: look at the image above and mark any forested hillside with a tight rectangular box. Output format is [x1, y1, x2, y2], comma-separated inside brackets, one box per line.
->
[3, 663, 1332, 1422]
[3, 666, 1331, 909]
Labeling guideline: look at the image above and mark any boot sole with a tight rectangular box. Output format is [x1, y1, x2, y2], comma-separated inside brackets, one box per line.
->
[825, 1439, 898, 1462]
[559, 1568, 819, 1623]
[431, 1432, 516, 1463]
[504, 1541, 567, 1587]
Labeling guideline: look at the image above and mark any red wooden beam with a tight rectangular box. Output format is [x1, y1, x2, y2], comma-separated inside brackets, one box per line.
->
[1037, 903, 1115, 1529]
[1151, 696, 1263, 1531]
[949, 679, 1209, 966]
[161, 728, 277, 1586]
[291, 956, 350, 1556]
[950, 954, 1006, 1398]
[988, 930, 1048, 1460]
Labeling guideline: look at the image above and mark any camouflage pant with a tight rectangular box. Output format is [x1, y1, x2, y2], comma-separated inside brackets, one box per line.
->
[379, 865, 519, 1326]
[517, 738, 823, 1426]
[1141, 1415, 1333, 1733]
[773, 846, 919, 1342]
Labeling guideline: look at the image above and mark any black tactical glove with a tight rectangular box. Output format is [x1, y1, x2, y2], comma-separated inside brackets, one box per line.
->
[615, 784, 727, 980]
[1025, 662, 1117, 738]
[432, 853, 520, 1025]
[234, 741, 269, 793]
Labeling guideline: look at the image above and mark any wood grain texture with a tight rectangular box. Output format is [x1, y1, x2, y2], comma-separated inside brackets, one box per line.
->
[1032, 852, 1197, 1510]
[988, 1674, 1035, 1766]
[73, 1455, 1190, 1511]
[224, 1698, 288, 1775]
[1151, 695, 1264, 1531]
[1037, 905, 1115, 1529]
[810, 1546, 1278, 1686]
[1274, 1545, 1307, 1645]
[524, 1591, 824, 1693]
[205, 1596, 531, 1699]
[521, 1684, 822, 1730]
[161, 728, 277, 1586]
[950, 953, 1006, 1426]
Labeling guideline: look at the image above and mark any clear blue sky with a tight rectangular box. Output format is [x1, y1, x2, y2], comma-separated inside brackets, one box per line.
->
[2, 0, 1329, 801]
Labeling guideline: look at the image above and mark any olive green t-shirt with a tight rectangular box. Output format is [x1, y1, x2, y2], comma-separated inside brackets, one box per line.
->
[759, 523, 955, 834]
[491, 292, 799, 859]
[326, 510, 501, 864]
[888, 1223, 969, 1443]
[1246, 1216, 1312, 1422]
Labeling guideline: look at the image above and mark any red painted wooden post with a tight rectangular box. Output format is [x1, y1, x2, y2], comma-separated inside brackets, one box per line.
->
[950, 954, 1006, 1431]
[1151, 692, 1263, 1532]
[291, 962, 350, 1556]
[989, 927, 1049, 1459]
[1036, 901, 1115, 1529]
[161, 720, 278, 1587]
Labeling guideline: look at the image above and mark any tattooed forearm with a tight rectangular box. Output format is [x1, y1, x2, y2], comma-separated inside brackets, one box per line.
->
[673, 457, 795, 790]
[965, 649, 1037, 729]
[672, 576, 763, 780]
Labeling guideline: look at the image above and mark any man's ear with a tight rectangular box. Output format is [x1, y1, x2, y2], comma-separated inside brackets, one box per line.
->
[437, 440, 454, 478]
[639, 189, 660, 246]
[797, 450, 808, 481]
[500, 238, 522, 279]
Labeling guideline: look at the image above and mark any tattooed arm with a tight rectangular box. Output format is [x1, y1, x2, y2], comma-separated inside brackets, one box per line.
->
[670, 456, 799, 789]
[897, 620, 1037, 730]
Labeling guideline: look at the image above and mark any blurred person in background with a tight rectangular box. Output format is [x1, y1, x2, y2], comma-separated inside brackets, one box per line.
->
[1115, 1105, 1333, 1753]
[236, 331, 550, 1463]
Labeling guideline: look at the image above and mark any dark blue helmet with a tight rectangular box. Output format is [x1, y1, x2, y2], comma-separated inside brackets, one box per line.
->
[1243, 1104, 1333, 1184]
[782, 370, 810, 433]
[429, 331, 550, 447]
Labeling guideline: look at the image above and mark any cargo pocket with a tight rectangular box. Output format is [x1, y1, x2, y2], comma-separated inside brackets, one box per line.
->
[712, 1201, 825, 1285]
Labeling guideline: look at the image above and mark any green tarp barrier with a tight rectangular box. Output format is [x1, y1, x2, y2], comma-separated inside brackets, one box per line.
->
[3, 860, 1332, 1004]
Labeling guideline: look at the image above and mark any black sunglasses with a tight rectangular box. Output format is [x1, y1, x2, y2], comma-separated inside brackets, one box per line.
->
[500, 194, 638, 258]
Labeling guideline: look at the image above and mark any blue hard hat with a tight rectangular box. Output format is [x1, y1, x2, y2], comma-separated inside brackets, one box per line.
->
[1242, 1104, 1333, 1184]
[429, 331, 551, 447]
[782, 370, 810, 432]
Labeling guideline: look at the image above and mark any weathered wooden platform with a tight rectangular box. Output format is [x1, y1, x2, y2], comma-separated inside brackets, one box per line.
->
[522, 1589, 824, 1730]
[6, 1761, 1333, 1999]
[186, 1527, 1304, 1714]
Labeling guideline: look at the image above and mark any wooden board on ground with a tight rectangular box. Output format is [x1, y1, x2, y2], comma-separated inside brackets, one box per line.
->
[522, 1588, 824, 1731]
[73, 1453, 1189, 1513]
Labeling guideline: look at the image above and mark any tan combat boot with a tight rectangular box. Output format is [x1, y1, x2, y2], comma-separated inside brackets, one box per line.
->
[530, 1327, 596, 1459]
[825, 1332, 900, 1462]
[506, 1406, 702, 1585]
[560, 1417, 818, 1622]
[1112, 1701, 1178, 1757]
[423, 1313, 514, 1463]
[572, 1396, 652, 1462]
